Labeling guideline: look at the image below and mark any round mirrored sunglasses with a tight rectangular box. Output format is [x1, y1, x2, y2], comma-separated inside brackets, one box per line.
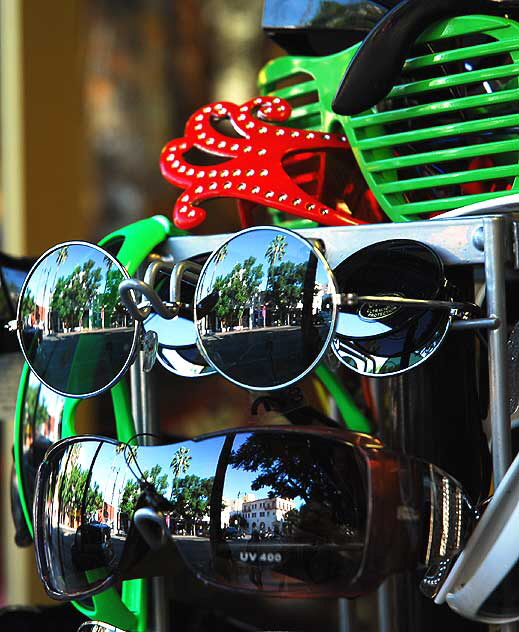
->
[17, 228, 483, 397]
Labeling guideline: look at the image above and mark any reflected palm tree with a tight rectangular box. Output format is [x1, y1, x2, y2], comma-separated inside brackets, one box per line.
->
[57, 246, 69, 267]
[50, 246, 69, 331]
[108, 443, 127, 520]
[169, 446, 192, 500]
[124, 444, 140, 476]
[209, 242, 228, 289]
[265, 235, 287, 268]
[265, 235, 288, 326]
[42, 246, 69, 332]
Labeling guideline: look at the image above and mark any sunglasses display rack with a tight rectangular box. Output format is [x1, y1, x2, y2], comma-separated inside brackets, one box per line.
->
[114, 210, 511, 632]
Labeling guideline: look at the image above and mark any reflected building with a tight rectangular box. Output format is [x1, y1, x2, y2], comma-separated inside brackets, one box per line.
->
[26, 302, 48, 332]
[312, 280, 335, 315]
[221, 493, 256, 529]
[223, 495, 295, 534]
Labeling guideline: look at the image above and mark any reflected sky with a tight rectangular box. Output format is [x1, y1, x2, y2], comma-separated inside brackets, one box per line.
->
[198, 230, 332, 300]
[79, 434, 299, 508]
[27, 244, 120, 308]
[144, 313, 197, 346]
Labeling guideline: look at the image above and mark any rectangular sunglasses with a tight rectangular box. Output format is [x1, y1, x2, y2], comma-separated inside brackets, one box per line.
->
[33, 426, 476, 602]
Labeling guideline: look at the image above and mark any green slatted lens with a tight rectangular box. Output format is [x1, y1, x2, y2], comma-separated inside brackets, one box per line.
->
[259, 15, 519, 223]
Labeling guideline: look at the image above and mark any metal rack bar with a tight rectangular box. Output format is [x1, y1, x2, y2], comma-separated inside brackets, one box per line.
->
[484, 216, 513, 485]
[160, 214, 490, 268]
[131, 352, 169, 632]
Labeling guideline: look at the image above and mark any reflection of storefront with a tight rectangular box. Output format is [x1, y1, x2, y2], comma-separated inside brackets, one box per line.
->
[221, 494, 255, 529]
[227, 496, 295, 534]
[98, 501, 115, 527]
[28, 303, 47, 332]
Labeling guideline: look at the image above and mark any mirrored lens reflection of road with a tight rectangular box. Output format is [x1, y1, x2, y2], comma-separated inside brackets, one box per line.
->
[173, 536, 212, 575]
[172, 536, 357, 590]
[33, 329, 133, 393]
[53, 526, 124, 588]
[202, 325, 329, 387]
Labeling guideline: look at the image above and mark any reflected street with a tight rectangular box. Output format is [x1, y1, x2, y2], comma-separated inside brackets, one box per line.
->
[201, 324, 329, 387]
[29, 328, 134, 395]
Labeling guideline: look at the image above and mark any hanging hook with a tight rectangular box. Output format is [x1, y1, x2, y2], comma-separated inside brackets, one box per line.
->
[119, 278, 180, 321]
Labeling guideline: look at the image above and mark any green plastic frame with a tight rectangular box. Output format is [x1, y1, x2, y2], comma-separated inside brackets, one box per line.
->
[314, 364, 370, 433]
[259, 15, 519, 222]
[13, 214, 179, 631]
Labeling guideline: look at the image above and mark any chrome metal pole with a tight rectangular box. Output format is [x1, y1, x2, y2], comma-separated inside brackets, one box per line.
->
[484, 218, 516, 632]
[483, 216, 512, 485]
[130, 346, 168, 632]
[327, 389, 354, 632]
[337, 598, 352, 632]
[376, 580, 393, 632]
[130, 353, 147, 437]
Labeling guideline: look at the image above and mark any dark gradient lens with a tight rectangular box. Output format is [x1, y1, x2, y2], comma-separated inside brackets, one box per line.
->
[18, 242, 138, 398]
[0, 253, 34, 352]
[0, 252, 34, 320]
[36, 430, 475, 600]
[195, 227, 337, 390]
[21, 371, 64, 521]
[170, 431, 368, 595]
[332, 240, 450, 376]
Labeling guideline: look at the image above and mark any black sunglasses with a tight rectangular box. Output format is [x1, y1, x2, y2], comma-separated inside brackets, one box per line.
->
[34, 426, 475, 602]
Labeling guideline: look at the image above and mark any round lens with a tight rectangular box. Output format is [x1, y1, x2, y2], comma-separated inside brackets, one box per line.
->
[17, 242, 138, 397]
[194, 227, 338, 390]
[332, 240, 450, 376]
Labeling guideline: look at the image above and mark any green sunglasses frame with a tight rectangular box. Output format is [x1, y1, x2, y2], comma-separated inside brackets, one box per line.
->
[13, 214, 179, 631]
[259, 15, 519, 223]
